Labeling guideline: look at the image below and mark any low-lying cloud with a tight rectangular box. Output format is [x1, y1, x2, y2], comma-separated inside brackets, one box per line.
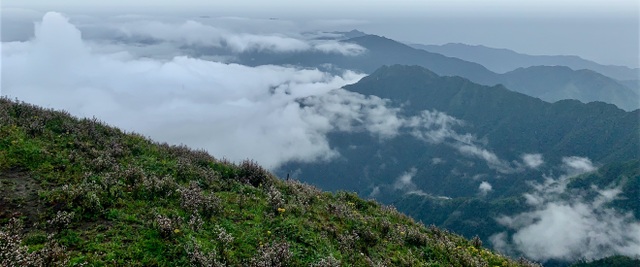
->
[521, 153, 544, 169]
[394, 167, 418, 191]
[490, 156, 640, 262]
[83, 15, 366, 56]
[406, 110, 522, 173]
[562, 156, 597, 176]
[479, 181, 493, 196]
[2, 12, 375, 168]
[2, 12, 537, 176]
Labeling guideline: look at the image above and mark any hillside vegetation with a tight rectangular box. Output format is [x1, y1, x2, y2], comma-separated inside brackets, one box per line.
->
[0, 97, 540, 266]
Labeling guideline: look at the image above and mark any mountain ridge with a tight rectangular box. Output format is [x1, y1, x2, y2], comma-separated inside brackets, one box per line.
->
[411, 42, 640, 80]
[279, 65, 640, 264]
[234, 34, 638, 111]
[345, 65, 638, 164]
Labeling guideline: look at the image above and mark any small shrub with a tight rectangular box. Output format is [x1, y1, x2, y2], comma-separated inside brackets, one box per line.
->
[337, 231, 359, 252]
[327, 202, 352, 219]
[155, 215, 175, 238]
[188, 213, 204, 232]
[266, 185, 284, 214]
[310, 255, 341, 267]
[52, 181, 104, 214]
[284, 180, 321, 209]
[471, 235, 483, 249]
[214, 225, 234, 261]
[140, 174, 178, 200]
[47, 211, 75, 232]
[0, 101, 13, 125]
[377, 219, 392, 239]
[239, 160, 270, 187]
[404, 227, 428, 246]
[178, 181, 222, 217]
[0, 218, 69, 266]
[517, 257, 542, 267]
[0, 218, 30, 266]
[215, 226, 234, 247]
[119, 164, 147, 186]
[248, 241, 292, 267]
[354, 226, 379, 248]
[185, 237, 226, 267]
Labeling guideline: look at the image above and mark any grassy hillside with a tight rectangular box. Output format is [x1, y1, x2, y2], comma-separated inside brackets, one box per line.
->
[0, 97, 539, 266]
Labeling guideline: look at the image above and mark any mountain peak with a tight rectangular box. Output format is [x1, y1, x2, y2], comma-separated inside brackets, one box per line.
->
[346, 34, 411, 49]
[370, 64, 440, 79]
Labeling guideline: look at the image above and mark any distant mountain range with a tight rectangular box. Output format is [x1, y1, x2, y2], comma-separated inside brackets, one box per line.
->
[229, 34, 639, 111]
[277, 65, 640, 263]
[280, 65, 638, 195]
[499, 66, 638, 111]
[410, 43, 639, 81]
[345, 65, 638, 164]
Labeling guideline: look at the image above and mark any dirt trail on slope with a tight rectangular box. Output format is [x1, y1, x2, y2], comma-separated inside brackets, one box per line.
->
[0, 169, 46, 225]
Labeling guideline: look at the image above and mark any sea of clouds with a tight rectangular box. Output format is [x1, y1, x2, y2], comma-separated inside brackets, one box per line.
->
[2, 11, 638, 263]
[2, 11, 516, 171]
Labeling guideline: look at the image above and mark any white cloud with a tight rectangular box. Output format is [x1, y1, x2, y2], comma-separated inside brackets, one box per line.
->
[1, 11, 558, 182]
[479, 181, 492, 196]
[312, 41, 367, 56]
[407, 110, 467, 144]
[5, 12, 523, 176]
[300, 90, 404, 139]
[522, 153, 544, 169]
[490, 157, 640, 262]
[92, 16, 366, 56]
[405, 110, 523, 173]
[456, 144, 516, 173]
[394, 167, 418, 191]
[2, 12, 384, 169]
[562, 156, 597, 176]
[0, 12, 517, 173]
[393, 167, 431, 196]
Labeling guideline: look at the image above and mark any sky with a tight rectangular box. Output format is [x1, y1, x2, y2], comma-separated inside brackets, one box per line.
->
[2, 0, 639, 67]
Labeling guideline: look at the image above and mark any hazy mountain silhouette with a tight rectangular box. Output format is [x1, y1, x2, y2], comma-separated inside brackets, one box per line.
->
[233, 34, 638, 110]
[412, 42, 639, 81]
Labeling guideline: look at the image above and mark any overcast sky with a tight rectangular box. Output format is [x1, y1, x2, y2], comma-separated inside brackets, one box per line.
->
[2, 0, 639, 67]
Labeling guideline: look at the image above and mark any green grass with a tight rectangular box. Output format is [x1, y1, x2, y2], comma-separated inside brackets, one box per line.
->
[0, 97, 540, 266]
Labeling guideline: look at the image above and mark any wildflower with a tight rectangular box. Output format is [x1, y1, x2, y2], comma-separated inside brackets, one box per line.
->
[174, 229, 181, 234]
[267, 230, 272, 235]
[277, 208, 285, 213]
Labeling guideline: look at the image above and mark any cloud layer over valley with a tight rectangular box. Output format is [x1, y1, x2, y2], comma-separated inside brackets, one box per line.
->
[2, 12, 523, 172]
[3, 11, 639, 265]
[1, 12, 372, 168]
[490, 157, 640, 262]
